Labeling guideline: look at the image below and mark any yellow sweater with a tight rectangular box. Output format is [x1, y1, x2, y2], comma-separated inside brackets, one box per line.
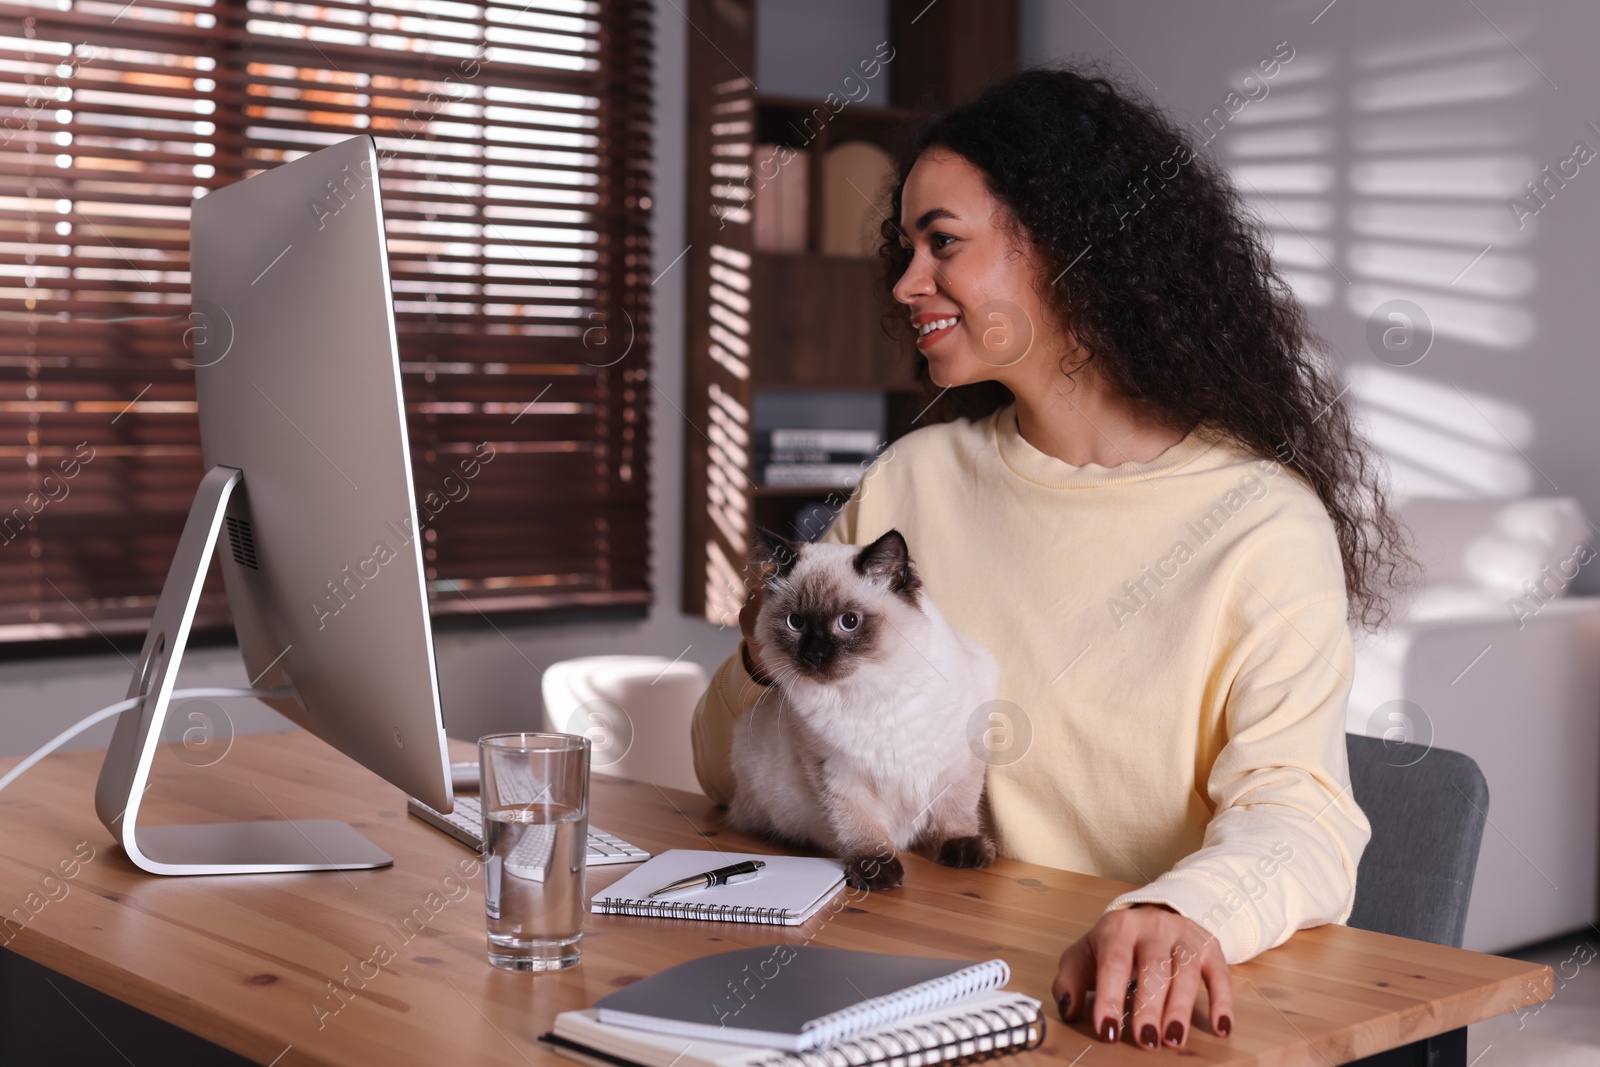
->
[691, 403, 1372, 964]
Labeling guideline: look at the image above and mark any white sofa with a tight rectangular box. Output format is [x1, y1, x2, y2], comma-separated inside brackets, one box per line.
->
[1348, 496, 1600, 953]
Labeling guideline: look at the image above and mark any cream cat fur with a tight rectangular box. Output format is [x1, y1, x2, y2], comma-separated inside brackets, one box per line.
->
[727, 527, 999, 890]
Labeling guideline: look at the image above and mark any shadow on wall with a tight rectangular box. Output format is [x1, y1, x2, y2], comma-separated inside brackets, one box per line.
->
[1216, 24, 1547, 499]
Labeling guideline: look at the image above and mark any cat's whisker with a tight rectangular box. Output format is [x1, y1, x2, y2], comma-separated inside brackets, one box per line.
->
[744, 662, 800, 745]
[756, 663, 800, 693]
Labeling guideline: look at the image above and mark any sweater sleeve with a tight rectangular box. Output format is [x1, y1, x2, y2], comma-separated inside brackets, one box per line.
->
[689, 490, 862, 804]
[1104, 595, 1373, 964]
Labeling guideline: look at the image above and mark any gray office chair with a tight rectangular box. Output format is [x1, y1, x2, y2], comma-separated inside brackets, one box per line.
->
[1345, 732, 1489, 947]
[1342, 733, 1489, 1067]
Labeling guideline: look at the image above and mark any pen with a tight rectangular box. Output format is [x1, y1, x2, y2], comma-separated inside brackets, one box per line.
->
[647, 860, 766, 897]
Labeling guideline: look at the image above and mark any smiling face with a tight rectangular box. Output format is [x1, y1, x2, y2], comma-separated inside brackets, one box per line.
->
[891, 145, 1068, 390]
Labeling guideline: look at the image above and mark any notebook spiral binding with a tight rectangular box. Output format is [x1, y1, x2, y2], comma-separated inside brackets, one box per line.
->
[750, 1002, 1045, 1067]
[592, 899, 795, 924]
[805, 961, 1008, 1047]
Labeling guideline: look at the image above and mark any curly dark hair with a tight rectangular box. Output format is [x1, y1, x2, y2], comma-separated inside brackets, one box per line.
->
[876, 62, 1416, 630]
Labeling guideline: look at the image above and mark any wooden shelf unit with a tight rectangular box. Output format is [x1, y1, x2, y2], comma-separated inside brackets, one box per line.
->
[680, 0, 1018, 624]
[748, 251, 915, 389]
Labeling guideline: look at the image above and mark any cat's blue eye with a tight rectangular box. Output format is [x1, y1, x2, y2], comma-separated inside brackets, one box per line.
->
[837, 611, 859, 632]
[786, 612, 804, 631]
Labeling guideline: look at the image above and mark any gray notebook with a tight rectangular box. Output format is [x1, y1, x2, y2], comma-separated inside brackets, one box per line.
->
[594, 945, 1012, 1051]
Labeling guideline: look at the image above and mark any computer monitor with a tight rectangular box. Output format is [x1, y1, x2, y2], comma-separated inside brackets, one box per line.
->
[93, 135, 453, 875]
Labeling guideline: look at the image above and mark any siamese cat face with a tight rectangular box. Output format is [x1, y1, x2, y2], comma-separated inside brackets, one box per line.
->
[750, 527, 924, 685]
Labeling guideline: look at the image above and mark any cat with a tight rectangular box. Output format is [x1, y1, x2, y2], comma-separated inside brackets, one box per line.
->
[727, 526, 1000, 890]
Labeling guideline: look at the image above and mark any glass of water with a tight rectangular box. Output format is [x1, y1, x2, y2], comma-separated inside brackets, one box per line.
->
[478, 732, 590, 972]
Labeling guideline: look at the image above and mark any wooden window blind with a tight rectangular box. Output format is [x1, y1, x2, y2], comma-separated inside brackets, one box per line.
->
[0, 0, 653, 646]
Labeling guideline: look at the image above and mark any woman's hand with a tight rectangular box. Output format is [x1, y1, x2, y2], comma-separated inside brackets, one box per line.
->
[1052, 903, 1233, 1050]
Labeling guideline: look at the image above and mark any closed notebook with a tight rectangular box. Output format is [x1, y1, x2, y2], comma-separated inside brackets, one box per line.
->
[591, 850, 844, 926]
[591, 945, 1013, 1051]
[542, 988, 1044, 1067]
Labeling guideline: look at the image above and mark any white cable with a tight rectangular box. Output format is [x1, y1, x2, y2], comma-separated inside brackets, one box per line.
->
[0, 686, 297, 794]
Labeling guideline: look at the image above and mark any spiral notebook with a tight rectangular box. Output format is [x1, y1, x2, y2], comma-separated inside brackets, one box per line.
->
[542, 989, 1044, 1067]
[591, 850, 845, 926]
[590, 946, 1013, 1051]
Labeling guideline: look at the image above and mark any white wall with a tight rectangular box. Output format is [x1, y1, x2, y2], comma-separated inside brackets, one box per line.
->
[757, 0, 890, 98]
[1021, 0, 1600, 593]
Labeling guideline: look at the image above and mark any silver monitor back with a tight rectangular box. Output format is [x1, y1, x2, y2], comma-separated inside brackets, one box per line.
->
[94, 135, 452, 874]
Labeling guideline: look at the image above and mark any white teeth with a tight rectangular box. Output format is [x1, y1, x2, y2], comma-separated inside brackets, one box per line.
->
[917, 316, 958, 336]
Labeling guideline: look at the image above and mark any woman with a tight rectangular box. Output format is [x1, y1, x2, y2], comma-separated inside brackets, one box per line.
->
[691, 65, 1412, 1052]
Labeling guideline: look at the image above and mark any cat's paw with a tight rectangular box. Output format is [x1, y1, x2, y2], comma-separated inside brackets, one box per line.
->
[844, 852, 904, 890]
[934, 834, 996, 869]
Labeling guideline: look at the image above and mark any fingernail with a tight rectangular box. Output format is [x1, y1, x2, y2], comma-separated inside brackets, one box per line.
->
[1139, 1024, 1158, 1049]
[1056, 993, 1071, 1021]
[1100, 1017, 1118, 1042]
[1165, 1020, 1184, 1045]
[1218, 1015, 1232, 1037]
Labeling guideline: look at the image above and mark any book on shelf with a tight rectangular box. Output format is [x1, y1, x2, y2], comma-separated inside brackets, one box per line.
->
[754, 429, 885, 487]
[764, 428, 882, 453]
[752, 143, 809, 253]
[754, 449, 879, 466]
[761, 464, 864, 489]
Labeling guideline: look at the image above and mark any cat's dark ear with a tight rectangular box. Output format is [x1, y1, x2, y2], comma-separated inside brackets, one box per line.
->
[854, 529, 921, 600]
[750, 526, 800, 583]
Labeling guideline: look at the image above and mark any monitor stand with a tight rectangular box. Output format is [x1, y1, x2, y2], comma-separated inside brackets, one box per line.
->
[93, 465, 393, 875]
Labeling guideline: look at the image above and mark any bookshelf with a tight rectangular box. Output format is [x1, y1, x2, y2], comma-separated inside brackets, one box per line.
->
[680, 0, 1018, 625]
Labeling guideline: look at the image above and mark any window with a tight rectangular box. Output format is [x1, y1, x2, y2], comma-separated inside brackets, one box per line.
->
[0, 0, 654, 645]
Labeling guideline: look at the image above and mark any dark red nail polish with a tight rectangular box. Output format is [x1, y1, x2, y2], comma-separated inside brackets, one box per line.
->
[1057, 994, 1071, 1021]
[1101, 1018, 1118, 1042]
[1140, 1024, 1158, 1048]
[1165, 1020, 1184, 1044]
[1218, 1015, 1232, 1037]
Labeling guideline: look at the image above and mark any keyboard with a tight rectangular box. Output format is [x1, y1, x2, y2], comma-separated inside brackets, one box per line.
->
[406, 793, 651, 867]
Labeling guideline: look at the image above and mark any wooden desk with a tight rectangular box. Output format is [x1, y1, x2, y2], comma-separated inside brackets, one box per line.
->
[0, 731, 1552, 1066]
